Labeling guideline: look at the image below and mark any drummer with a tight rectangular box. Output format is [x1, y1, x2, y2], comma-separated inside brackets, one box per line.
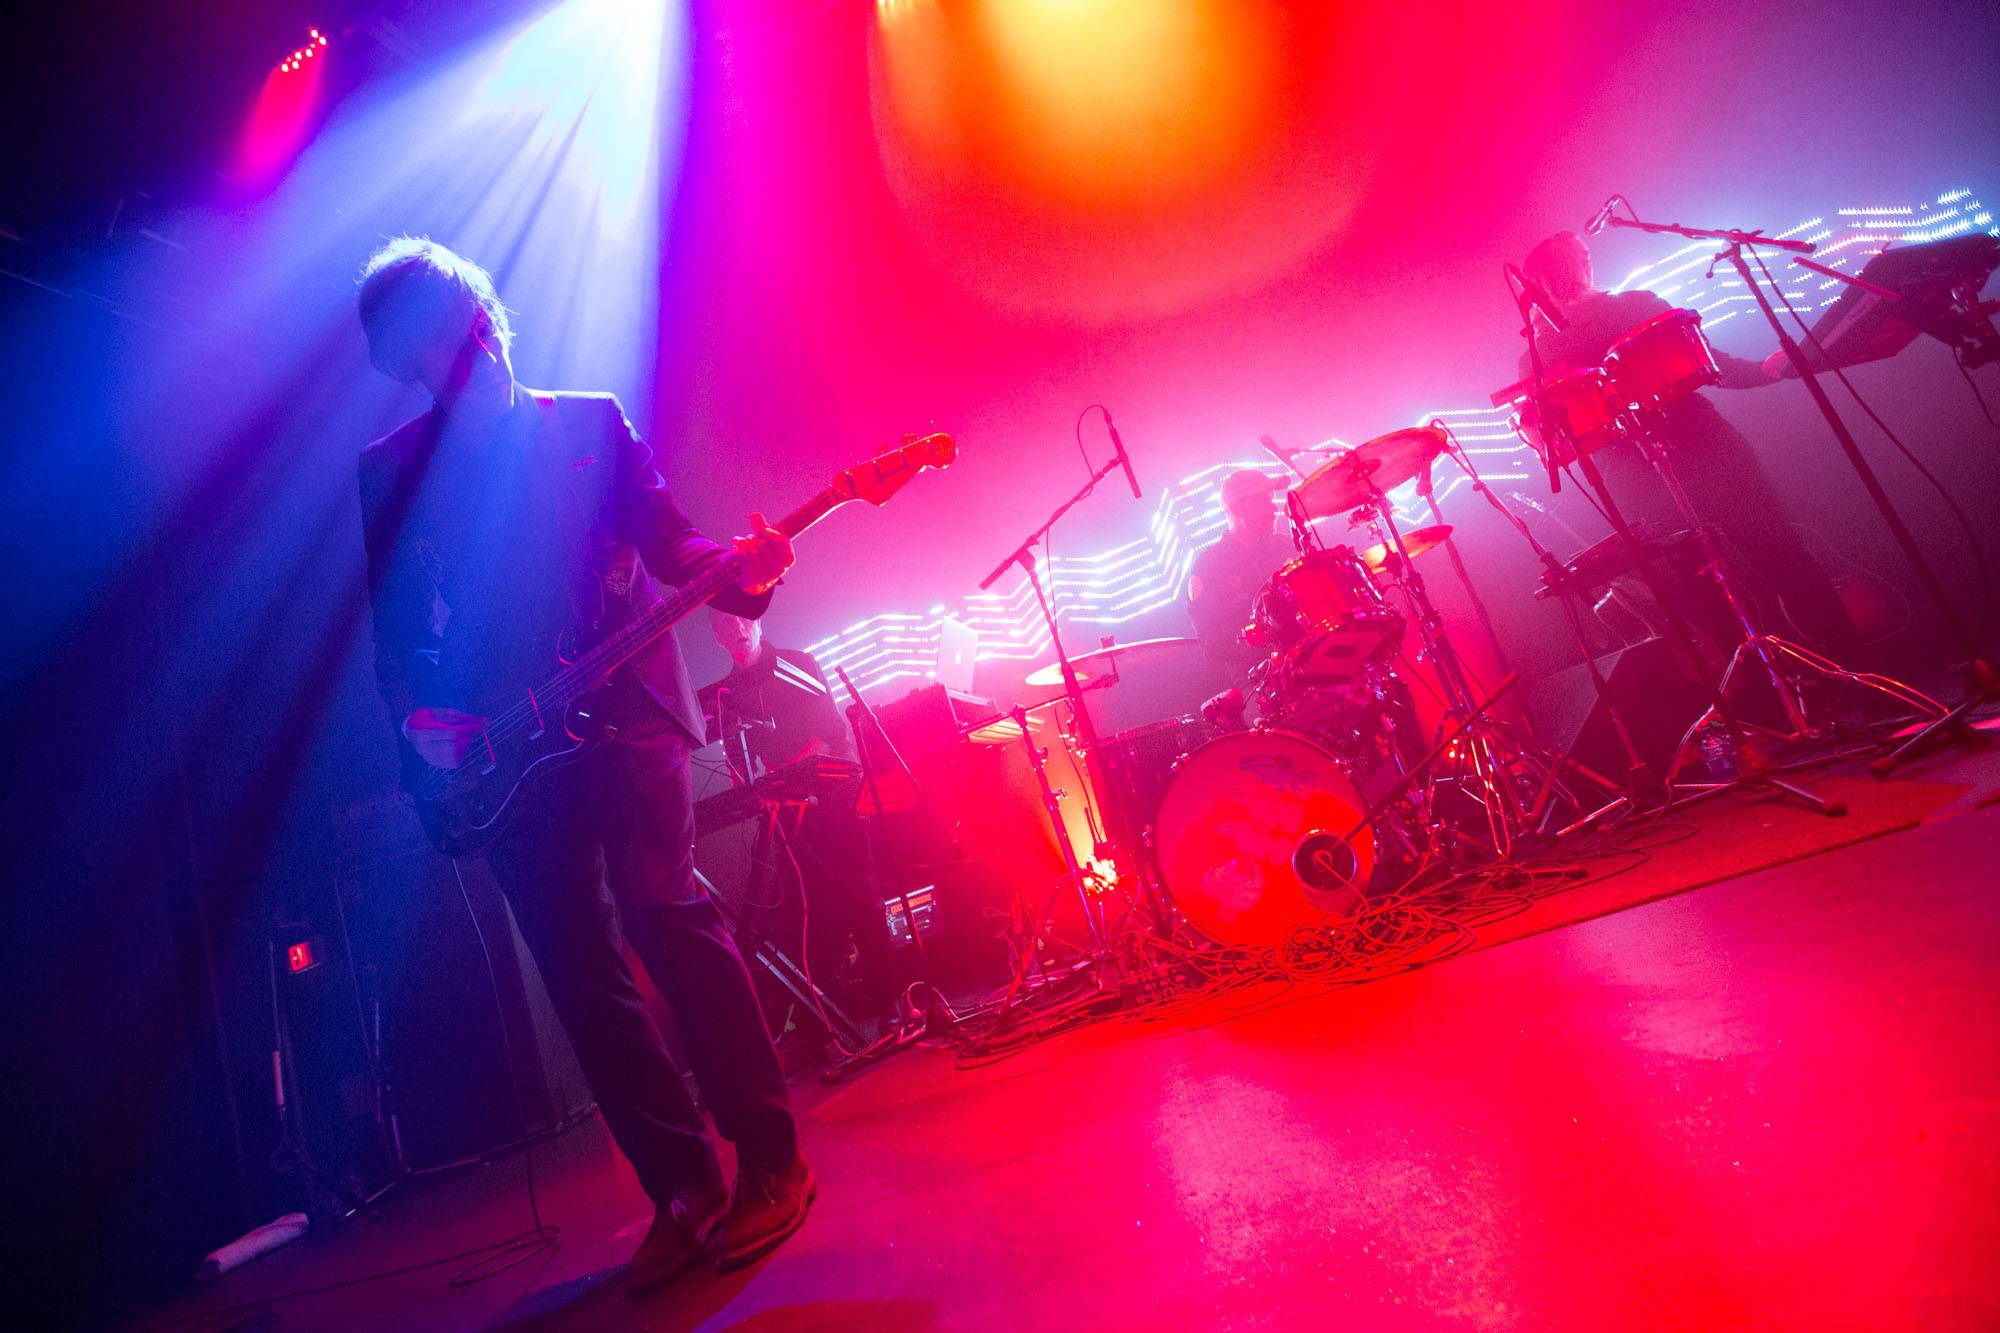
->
[1519, 230, 1858, 659]
[1187, 467, 1293, 681]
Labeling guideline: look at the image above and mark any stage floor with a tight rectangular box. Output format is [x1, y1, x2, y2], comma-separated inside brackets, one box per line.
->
[142, 752, 2000, 1332]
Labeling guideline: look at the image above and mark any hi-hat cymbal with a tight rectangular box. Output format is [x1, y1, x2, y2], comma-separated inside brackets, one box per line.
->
[1023, 636, 1200, 687]
[1358, 523, 1453, 573]
[1290, 425, 1447, 518]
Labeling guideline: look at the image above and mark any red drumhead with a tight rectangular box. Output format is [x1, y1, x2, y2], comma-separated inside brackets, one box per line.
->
[1154, 730, 1376, 947]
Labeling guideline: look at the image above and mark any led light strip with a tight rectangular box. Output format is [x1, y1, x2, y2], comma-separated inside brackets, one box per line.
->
[811, 188, 1994, 696]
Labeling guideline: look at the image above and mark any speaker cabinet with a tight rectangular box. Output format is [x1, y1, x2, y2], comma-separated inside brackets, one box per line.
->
[1523, 636, 1711, 781]
[335, 798, 591, 1171]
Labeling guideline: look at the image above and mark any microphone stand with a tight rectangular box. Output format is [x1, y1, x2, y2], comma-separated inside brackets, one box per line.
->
[1599, 204, 1999, 775]
[979, 452, 1136, 951]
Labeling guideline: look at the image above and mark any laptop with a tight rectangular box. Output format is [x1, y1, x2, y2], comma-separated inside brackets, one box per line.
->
[933, 617, 979, 693]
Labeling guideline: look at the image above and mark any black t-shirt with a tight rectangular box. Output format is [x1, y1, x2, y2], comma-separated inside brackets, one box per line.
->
[700, 644, 854, 776]
[1187, 528, 1293, 672]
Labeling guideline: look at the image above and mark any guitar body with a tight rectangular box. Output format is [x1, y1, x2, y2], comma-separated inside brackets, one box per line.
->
[399, 430, 957, 859]
[408, 685, 608, 858]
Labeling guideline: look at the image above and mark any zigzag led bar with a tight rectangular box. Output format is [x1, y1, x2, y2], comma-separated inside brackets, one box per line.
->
[811, 190, 1993, 696]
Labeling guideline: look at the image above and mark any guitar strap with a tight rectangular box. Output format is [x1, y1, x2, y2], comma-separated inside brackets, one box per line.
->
[542, 393, 612, 646]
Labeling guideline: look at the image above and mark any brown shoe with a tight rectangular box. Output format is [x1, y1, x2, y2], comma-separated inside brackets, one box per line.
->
[627, 1181, 729, 1295]
[716, 1154, 816, 1272]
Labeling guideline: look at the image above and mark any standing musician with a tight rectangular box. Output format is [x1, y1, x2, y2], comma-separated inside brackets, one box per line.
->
[1519, 230, 1858, 659]
[703, 610, 900, 1027]
[1187, 467, 1293, 682]
[353, 238, 812, 1289]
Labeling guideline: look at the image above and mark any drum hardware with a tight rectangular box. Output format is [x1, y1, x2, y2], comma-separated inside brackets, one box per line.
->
[1022, 635, 1201, 689]
[1589, 199, 1993, 778]
[1507, 274, 1847, 818]
[1412, 452, 1541, 753]
[1356, 523, 1454, 577]
[1441, 427, 1661, 826]
[996, 704, 1110, 987]
[980, 439, 1170, 960]
[1600, 307, 1829, 744]
[1288, 426, 1447, 517]
[1508, 288, 1943, 801]
[1290, 424, 1616, 859]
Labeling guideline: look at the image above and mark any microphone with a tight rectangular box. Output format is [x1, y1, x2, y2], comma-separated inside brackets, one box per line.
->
[1584, 195, 1619, 237]
[1506, 262, 1569, 333]
[1103, 408, 1142, 500]
[1258, 433, 1295, 462]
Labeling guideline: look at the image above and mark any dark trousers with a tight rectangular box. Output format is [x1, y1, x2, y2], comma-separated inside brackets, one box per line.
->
[1594, 397, 1861, 661]
[484, 712, 797, 1206]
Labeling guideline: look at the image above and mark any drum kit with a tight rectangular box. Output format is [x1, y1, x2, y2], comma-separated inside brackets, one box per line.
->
[1019, 418, 1622, 952]
[1018, 298, 1937, 956]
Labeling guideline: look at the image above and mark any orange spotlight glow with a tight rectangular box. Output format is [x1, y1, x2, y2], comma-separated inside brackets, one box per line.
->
[871, 0, 1368, 321]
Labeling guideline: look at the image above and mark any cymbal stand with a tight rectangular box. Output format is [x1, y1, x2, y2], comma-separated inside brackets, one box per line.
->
[1413, 433, 1540, 748]
[1511, 270, 1844, 817]
[1599, 202, 1998, 775]
[1352, 473, 1616, 858]
[1437, 425, 1650, 829]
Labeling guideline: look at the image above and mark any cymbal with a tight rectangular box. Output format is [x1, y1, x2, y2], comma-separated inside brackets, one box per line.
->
[1023, 636, 1200, 687]
[1358, 523, 1453, 573]
[1289, 425, 1447, 518]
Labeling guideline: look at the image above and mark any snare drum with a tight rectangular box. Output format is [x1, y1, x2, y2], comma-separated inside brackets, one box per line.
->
[1513, 368, 1623, 466]
[1605, 307, 1719, 414]
[1153, 730, 1377, 945]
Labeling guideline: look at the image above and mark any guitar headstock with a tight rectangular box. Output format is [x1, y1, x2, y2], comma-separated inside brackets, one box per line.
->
[839, 431, 957, 507]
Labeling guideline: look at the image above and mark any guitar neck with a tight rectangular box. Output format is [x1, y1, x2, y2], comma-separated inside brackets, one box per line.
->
[549, 483, 851, 702]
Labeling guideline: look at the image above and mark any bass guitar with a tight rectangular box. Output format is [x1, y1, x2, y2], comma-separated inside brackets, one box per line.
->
[409, 431, 956, 856]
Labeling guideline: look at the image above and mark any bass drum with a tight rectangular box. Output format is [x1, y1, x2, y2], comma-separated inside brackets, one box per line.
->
[1153, 730, 1376, 947]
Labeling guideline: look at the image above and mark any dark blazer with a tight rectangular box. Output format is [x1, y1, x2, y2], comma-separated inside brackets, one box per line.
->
[357, 389, 770, 757]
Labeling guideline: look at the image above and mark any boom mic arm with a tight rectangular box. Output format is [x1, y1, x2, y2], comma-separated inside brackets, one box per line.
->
[1585, 194, 1625, 237]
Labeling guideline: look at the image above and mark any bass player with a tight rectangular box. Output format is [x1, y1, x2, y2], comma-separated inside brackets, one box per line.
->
[353, 237, 812, 1290]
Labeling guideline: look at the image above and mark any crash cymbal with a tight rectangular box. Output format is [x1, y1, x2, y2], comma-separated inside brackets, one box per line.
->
[1359, 523, 1454, 573]
[1289, 424, 1447, 518]
[1023, 636, 1200, 687]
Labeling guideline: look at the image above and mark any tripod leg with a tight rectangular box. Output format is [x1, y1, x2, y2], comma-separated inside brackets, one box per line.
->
[1868, 694, 1988, 778]
[1760, 774, 1848, 817]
